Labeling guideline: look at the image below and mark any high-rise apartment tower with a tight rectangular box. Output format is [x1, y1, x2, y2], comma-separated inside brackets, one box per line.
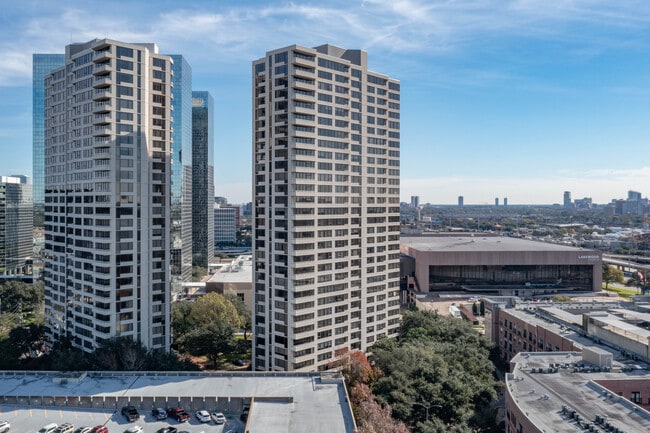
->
[43, 39, 173, 352]
[0, 176, 32, 275]
[192, 91, 214, 268]
[252, 44, 401, 371]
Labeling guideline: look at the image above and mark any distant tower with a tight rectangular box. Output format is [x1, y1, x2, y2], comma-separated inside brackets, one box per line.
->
[410, 195, 420, 208]
[495, 197, 499, 207]
[0, 175, 32, 275]
[503, 197, 508, 207]
[458, 196, 464, 207]
[563, 191, 572, 208]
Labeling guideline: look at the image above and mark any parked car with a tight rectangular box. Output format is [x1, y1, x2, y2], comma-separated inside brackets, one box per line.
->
[211, 412, 226, 425]
[90, 426, 107, 433]
[152, 408, 167, 420]
[121, 406, 140, 422]
[194, 411, 210, 423]
[74, 427, 92, 433]
[40, 424, 58, 433]
[56, 423, 75, 433]
[124, 427, 143, 433]
[156, 428, 177, 433]
[166, 407, 190, 422]
[0, 421, 10, 433]
[240, 407, 250, 422]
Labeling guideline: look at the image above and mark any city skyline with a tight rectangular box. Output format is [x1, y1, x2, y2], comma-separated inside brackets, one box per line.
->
[3, 1, 650, 204]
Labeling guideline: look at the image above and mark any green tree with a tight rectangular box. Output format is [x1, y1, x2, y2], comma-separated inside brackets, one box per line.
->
[191, 266, 207, 282]
[226, 294, 251, 340]
[0, 281, 44, 314]
[178, 322, 236, 368]
[171, 302, 194, 341]
[602, 264, 625, 289]
[188, 292, 242, 329]
[371, 310, 501, 433]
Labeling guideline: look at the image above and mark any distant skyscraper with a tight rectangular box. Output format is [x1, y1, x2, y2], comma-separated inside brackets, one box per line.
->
[628, 190, 642, 201]
[0, 176, 32, 275]
[503, 197, 508, 207]
[563, 191, 572, 208]
[410, 195, 420, 208]
[214, 205, 237, 245]
[458, 196, 464, 207]
[252, 44, 401, 371]
[495, 197, 499, 206]
[169, 55, 193, 284]
[33, 54, 65, 206]
[192, 91, 214, 268]
[43, 39, 173, 352]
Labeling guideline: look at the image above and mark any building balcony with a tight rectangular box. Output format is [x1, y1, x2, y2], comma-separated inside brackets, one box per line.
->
[93, 75, 113, 88]
[93, 100, 112, 114]
[93, 112, 112, 125]
[92, 88, 113, 101]
[94, 124, 114, 135]
[291, 91, 316, 102]
[92, 50, 112, 63]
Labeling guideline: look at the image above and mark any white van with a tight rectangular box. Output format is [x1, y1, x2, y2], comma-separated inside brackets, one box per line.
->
[40, 424, 58, 433]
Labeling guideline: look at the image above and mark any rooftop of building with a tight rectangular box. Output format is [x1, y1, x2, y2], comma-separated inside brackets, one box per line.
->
[0, 370, 355, 433]
[400, 234, 598, 253]
[207, 255, 253, 284]
[507, 352, 650, 432]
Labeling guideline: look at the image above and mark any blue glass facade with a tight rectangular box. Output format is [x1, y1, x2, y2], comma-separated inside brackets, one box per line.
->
[169, 55, 193, 282]
[32, 54, 64, 205]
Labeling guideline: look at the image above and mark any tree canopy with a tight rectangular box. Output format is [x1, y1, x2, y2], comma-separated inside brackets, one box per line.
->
[369, 310, 501, 433]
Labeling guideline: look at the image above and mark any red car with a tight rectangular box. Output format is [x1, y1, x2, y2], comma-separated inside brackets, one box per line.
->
[91, 426, 107, 433]
[166, 407, 190, 422]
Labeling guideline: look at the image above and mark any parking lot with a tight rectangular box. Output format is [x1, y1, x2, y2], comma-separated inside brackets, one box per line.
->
[0, 406, 245, 433]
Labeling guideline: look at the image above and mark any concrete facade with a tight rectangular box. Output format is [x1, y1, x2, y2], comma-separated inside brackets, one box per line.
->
[252, 44, 401, 371]
[0, 176, 33, 275]
[401, 234, 602, 295]
[44, 39, 172, 352]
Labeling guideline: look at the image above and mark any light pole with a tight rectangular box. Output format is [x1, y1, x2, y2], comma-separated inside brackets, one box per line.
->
[412, 402, 442, 422]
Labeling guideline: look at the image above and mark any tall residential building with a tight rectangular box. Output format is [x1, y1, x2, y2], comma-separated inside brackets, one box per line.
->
[191, 91, 214, 268]
[33, 54, 65, 207]
[214, 205, 237, 245]
[563, 191, 572, 208]
[0, 176, 33, 275]
[458, 196, 464, 207]
[410, 195, 419, 208]
[252, 44, 401, 371]
[43, 39, 173, 352]
[169, 55, 193, 285]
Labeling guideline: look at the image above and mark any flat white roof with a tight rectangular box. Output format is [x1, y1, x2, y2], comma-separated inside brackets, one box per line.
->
[0, 371, 355, 433]
[401, 235, 593, 253]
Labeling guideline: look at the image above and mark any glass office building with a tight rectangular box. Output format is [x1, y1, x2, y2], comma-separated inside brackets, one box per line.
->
[169, 55, 193, 285]
[191, 91, 214, 268]
[33, 54, 65, 206]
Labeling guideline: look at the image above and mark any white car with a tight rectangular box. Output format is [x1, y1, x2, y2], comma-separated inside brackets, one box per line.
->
[0, 421, 10, 433]
[211, 412, 226, 424]
[195, 410, 211, 423]
[125, 427, 143, 433]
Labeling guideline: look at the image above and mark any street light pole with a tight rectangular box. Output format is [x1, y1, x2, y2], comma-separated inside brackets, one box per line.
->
[412, 402, 442, 422]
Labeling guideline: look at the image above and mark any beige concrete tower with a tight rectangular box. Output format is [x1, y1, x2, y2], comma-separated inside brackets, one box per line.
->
[252, 44, 401, 371]
[44, 39, 173, 352]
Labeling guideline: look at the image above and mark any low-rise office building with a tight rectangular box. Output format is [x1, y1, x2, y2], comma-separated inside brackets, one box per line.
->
[506, 351, 650, 433]
[205, 254, 252, 307]
[401, 234, 602, 296]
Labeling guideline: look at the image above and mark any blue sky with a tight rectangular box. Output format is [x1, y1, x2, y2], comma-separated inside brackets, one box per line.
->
[1, 0, 650, 205]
